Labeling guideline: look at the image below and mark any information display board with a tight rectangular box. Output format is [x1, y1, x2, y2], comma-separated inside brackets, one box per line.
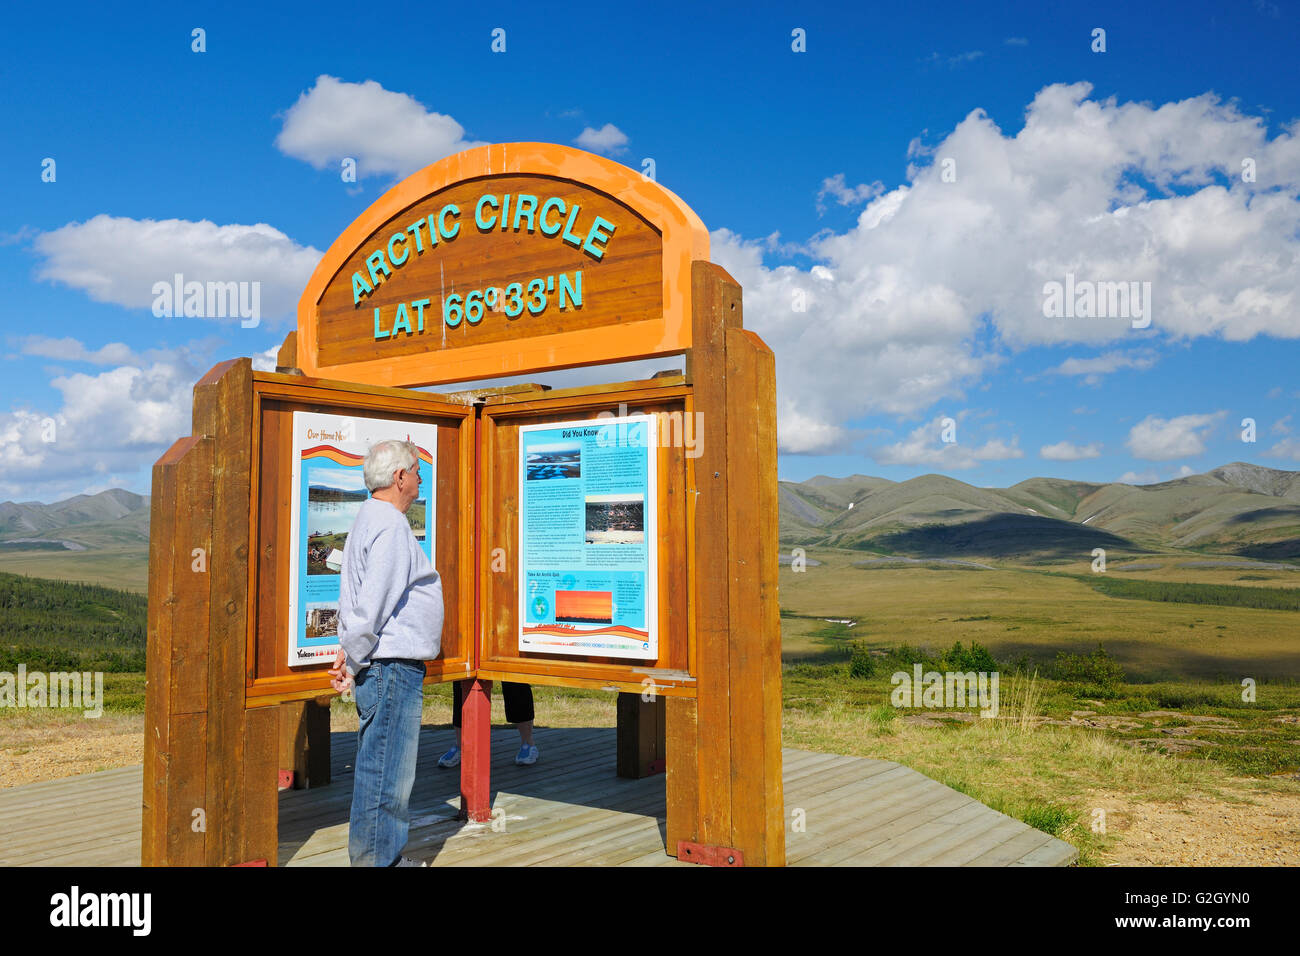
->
[286, 411, 438, 667]
[518, 414, 657, 659]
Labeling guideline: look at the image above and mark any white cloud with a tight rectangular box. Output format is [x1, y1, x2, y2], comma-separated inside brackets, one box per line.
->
[1045, 349, 1158, 385]
[921, 51, 984, 68]
[711, 83, 1300, 449]
[1040, 440, 1102, 461]
[777, 403, 851, 455]
[275, 75, 488, 179]
[15, 337, 142, 366]
[1118, 469, 1161, 484]
[873, 416, 1022, 468]
[32, 215, 320, 323]
[1005, 37, 1029, 46]
[0, 348, 200, 500]
[574, 123, 629, 155]
[1265, 437, 1300, 460]
[816, 174, 885, 214]
[1125, 412, 1224, 460]
[0, 339, 288, 501]
[251, 345, 281, 372]
[1272, 414, 1292, 435]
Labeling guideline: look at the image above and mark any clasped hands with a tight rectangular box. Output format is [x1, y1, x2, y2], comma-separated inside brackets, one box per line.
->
[328, 648, 355, 695]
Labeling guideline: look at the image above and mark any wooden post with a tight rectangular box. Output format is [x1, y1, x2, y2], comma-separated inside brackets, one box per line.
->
[616, 692, 666, 778]
[278, 699, 331, 789]
[143, 358, 279, 866]
[667, 261, 785, 866]
[143, 434, 213, 866]
[459, 678, 493, 822]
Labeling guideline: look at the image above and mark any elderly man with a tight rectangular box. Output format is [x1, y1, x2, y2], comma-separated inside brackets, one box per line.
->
[328, 438, 443, 867]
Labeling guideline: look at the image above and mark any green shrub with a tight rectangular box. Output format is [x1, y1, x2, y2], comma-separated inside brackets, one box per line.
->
[939, 640, 999, 673]
[1052, 644, 1125, 689]
[848, 642, 875, 679]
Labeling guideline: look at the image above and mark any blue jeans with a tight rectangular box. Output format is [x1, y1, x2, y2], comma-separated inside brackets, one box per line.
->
[348, 659, 426, 866]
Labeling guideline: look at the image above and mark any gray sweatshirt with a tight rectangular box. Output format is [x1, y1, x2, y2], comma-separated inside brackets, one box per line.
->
[337, 497, 444, 674]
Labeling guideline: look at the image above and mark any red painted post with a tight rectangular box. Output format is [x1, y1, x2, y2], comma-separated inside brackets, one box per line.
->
[459, 678, 492, 821]
[458, 400, 493, 823]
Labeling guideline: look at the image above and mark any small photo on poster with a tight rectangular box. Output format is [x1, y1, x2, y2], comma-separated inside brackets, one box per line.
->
[526, 441, 581, 480]
[584, 494, 645, 545]
[305, 601, 339, 638]
[555, 589, 614, 625]
[407, 497, 427, 541]
[305, 467, 367, 575]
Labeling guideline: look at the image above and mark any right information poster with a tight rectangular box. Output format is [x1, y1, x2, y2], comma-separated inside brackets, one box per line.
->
[518, 414, 658, 659]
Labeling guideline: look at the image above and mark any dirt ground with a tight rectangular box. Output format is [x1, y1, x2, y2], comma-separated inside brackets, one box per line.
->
[1084, 786, 1300, 866]
[3, 713, 1296, 866]
[0, 713, 144, 785]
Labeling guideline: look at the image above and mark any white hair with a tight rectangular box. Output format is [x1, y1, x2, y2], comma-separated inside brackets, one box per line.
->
[363, 439, 418, 492]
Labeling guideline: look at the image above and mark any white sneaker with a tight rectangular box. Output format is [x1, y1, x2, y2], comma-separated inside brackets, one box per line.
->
[515, 744, 539, 765]
[437, 746, 460, 768]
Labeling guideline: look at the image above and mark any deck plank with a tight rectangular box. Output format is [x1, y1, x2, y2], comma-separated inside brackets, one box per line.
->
[0, 726, 1078, 867]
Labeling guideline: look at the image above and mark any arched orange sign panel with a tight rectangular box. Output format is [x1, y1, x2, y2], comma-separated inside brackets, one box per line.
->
[297, 143, 710, 388]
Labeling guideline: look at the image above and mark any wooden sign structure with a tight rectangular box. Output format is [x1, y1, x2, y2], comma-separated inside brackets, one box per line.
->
[144, 142, 783, 866]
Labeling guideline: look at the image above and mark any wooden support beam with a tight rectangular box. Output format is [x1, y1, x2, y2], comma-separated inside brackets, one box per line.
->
[144, 358, 281, 866]
[665, 696, 699, 853]
[681, 260, 742, 850]
[723, 327, 785, 866]
[616, 692, 666, 778]
[275, 331, 302, 374]
[142, 434, 213, 866]
[278, 699, 332, 789]
[669, 260, 785, 865]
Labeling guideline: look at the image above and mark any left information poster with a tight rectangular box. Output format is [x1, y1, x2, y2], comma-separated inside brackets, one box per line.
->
[287, 412, 437, 667]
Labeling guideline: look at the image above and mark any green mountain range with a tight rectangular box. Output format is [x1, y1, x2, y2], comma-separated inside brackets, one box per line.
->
[0, 462, 1297, 589]
[780, 462, 1300, 560]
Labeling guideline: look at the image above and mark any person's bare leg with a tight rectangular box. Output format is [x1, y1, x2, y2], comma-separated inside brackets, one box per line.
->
[517, 720, 534, 746]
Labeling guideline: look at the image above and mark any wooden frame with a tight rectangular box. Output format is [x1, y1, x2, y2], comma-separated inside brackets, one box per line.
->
[243, 371, 476, 706]
[145, 144, 784, 867]
[475, 376, 695, 696]
[296, 143, 710, 387]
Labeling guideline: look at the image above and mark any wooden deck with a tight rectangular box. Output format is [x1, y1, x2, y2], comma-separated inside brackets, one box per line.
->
[0, 725, 1076, 866]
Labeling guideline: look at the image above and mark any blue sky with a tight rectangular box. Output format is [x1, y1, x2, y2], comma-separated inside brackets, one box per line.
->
[2, 0, 1298, 502]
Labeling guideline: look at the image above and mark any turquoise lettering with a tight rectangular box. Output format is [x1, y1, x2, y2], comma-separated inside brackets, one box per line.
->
[559, 270, 583, 309]
[388, 232, 409, 266]
[392, 301, 412, 335]
[475, 194, 499, 230]
[366, 250, 390, 286]
[512, 194, 538, 233]
[373, 306, 389, 339]
[406, 219, 427, 253]
[352, 271, 373, 305]
[582, 216, 616, 260]
[412, 298, 430, 332]
[540, 197, 565, 236]
[426, 213, 440, 247]
[439, 204, 461, 240]
[561, 204, 584, 248]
